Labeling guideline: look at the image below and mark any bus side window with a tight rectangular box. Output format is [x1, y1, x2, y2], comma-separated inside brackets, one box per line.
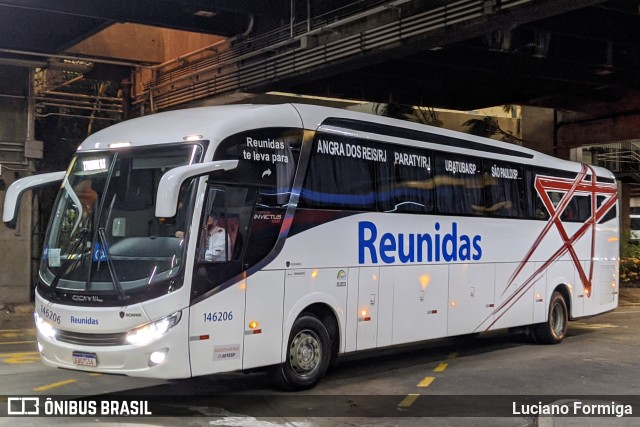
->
[433, 154, 483, 216]
[377, 147, 433, 214]
[299, 135, 376, 211]
[562, 195, 591, 222]
[482, 162, 527, 218]
[526, 169, 549, 220]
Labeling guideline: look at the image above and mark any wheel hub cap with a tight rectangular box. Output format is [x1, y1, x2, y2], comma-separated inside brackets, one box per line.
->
[290, 330, 321, 375]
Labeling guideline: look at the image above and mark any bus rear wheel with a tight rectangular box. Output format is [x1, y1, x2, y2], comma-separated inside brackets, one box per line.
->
[532, 291, 568, 344]
[273, 315, 331, 391]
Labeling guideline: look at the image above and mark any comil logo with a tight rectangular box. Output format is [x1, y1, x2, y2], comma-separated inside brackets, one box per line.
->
[8, 397, 40, 415]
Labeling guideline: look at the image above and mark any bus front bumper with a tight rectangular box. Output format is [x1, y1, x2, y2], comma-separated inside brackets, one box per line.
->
[35, 313, 192, 379]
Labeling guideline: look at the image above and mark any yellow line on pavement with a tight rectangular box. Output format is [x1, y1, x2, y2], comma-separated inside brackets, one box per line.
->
[33, 379, 77, 392]
[448, 352, 458, 359]
[0, 341, 35, 345]
[0, 351, 40, 364]
[572, 323, 617, 329]
[434, 362, 448, 372]
[398, 393, 420, 408]
[0, 351, 39, 357]
[417, 376, 435, 387]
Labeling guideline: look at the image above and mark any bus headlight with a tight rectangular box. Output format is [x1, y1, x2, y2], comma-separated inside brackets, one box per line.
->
[125, 311, 182, 346]
[34, 312, 57, 340]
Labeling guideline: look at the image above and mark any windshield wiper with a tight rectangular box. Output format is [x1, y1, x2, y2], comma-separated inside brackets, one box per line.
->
[97, 227, 126, 301]
[50, 227, 90, 292]
[93, 194, 125, 300]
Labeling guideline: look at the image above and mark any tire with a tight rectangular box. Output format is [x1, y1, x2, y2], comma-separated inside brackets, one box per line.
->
[533, 291, 568, 344]
[273, 315, 331, 391]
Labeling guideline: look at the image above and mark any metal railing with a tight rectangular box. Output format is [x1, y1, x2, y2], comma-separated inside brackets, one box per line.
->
[135, 0, 533, 111]
[573, 140, 640, 182]
[34, 68, 123, 123]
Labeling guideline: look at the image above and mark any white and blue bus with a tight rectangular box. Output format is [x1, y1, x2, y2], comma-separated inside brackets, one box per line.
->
[3, 104, 619, 390]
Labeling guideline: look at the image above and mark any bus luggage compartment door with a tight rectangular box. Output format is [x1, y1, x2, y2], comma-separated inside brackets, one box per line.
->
[243, 270, 285, 370]
[356, 267, 379, 351]
[447, 263, 495, 336]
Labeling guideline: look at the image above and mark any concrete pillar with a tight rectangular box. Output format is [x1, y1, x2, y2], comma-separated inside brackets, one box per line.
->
[0, 65, 33, 306]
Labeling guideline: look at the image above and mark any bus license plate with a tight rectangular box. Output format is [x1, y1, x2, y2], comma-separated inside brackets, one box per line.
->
[72, 351, 97, 367]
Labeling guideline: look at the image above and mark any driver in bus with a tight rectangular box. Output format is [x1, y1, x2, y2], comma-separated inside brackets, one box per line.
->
[75, 179, 98, 221]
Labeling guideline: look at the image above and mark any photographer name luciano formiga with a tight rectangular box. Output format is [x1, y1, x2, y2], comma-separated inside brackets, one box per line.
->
[513, 401, 633, 418]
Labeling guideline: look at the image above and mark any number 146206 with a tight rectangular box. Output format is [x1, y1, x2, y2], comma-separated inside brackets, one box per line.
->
[203, 311, 233, 322]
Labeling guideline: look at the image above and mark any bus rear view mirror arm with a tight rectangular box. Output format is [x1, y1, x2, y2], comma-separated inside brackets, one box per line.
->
[3, 171, 66, 228]
[155, 160, 238, 218]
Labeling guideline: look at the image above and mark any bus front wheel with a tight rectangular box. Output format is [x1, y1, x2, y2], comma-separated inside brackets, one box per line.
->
[532, 291, 568, 344]
[273, 315, 331, 390]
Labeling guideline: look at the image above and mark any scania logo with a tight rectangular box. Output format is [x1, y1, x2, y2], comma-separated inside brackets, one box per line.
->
[119, 312, 142, 319]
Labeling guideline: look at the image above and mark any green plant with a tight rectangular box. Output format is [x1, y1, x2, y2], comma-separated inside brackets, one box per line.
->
[621, 232, 640, 258]
[462, 116, 524, 145]
[619, 257, 640, 286]
[373, 103, 442, 127]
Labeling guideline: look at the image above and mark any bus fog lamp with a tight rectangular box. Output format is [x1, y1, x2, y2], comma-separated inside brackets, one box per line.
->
[126, 311, 182, 345]
[149, 349, 168, 366]
[34, 312, 57, 340]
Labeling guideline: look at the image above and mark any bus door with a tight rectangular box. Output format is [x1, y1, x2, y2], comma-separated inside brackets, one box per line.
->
[189, 185, 253, 376]
[189, 183, 290, 375]
[242, 202, 288, 370]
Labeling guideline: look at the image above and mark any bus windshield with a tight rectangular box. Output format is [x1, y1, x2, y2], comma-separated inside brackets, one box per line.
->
[39, 143, 204, 303]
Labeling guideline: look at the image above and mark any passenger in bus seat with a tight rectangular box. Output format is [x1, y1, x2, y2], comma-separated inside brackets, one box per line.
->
[205, 215, 232, 262]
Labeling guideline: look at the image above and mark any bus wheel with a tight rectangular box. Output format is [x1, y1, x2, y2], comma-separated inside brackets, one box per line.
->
[273, 315, 331, 391]
[533, 292, 568, 344]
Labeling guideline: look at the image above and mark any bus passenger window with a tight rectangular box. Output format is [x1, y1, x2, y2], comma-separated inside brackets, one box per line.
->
[561, 195, 591, 222]
[378, 147, 433, 214]
[433, 154, 483, 216]
[299, 135, 376, 211]
[482, 162, 526, 218]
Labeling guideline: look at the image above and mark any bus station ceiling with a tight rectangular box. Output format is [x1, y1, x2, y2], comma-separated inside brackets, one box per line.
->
[1, 0, 640, 111]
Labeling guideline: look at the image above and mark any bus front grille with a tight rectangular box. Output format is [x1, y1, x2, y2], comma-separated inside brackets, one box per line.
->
[56, 330, 127, 346]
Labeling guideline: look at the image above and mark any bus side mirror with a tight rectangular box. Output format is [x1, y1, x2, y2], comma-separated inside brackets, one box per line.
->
[155, 160, 238, 218]
[2, 171, 66, 229]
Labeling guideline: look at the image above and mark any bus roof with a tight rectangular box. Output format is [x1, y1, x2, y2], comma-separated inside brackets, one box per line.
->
[78, 104, 301, 150]
[77, 103, 615, 180]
